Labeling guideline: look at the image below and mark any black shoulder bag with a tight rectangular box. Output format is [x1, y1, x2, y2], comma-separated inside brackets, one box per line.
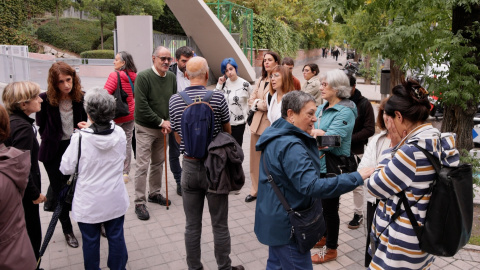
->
[262, 156, 325, 254]
[113, 71, 130, 119]
[64, 133, 82, 204]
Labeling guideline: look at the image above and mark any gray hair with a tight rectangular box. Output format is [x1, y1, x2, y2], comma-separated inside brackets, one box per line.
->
[152, 46, 169, 57]
[319, 69, 351, 99]
[281, 91, 316, 118]
[84, 88, 115, 125]
[186, 57, 209, 79]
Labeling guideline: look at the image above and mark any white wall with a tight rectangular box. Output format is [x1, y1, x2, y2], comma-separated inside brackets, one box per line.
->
[116, 16, 153, 73]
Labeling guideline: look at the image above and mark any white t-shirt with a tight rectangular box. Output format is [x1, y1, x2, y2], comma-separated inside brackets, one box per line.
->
[267, 92, 282, 125]
[176, 67, 190, 92]
[215, 77, 253, 126]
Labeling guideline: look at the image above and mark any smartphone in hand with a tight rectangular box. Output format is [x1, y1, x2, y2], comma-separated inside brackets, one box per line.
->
[316, 135, 341, 147]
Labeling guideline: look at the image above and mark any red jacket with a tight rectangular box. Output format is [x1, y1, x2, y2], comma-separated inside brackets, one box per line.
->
[104, 70, 137, 123]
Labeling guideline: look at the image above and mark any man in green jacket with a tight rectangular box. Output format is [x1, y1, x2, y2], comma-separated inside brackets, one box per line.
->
[133, 46, 177, 220]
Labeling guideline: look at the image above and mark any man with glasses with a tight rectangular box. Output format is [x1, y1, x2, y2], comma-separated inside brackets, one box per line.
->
[133, 46, 177, 220]
[168, 46, 194, 196]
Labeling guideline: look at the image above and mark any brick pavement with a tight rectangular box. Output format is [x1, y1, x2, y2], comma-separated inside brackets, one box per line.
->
[34, 54, 480, 269]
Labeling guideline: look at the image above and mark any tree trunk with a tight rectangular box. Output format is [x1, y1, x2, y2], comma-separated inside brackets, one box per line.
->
[100, 20, 104, 50]
[364, 54, 372, 84]
[442, 3, 480, 150]
[442, 104, 476, 150]
[389, 59, 404, 91]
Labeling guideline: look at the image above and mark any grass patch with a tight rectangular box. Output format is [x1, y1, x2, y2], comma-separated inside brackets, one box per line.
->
[36, 18, 113, 55]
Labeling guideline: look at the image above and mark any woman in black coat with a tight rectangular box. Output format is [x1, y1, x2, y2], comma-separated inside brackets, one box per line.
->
[36, 62, 88, 248]
[2, 81, 46, 260]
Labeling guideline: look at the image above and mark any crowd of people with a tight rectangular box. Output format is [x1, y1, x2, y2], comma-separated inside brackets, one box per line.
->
[0, 45, 458, 270]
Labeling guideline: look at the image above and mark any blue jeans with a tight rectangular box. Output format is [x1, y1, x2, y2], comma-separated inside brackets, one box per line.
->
[181, 158, 232, 270]
[78, 216, 128, 270]
[169, 132, 182, 184]
[267, 243, 313, 270]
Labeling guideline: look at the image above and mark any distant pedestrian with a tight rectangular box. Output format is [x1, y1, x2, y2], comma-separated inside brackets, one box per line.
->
[104, 51, 137, 184]
[133, 46, 176, 220]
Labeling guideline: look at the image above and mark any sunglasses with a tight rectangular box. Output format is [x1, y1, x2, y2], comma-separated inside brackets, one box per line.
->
[155, 56, 173, 62]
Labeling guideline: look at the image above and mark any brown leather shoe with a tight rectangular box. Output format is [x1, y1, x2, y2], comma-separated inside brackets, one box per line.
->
[313, 236, 326, 248]
[311, 246, 337, 264]
[65, 232, 79, 248]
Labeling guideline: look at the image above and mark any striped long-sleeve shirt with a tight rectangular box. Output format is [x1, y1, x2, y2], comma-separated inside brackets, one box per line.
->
[366, 123, 459, 270]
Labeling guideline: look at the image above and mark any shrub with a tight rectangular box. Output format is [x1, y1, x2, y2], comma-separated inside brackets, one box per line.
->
[97, 35, 114, 50]
[37, 18, 113, 54]
[80, 50, 115, 59]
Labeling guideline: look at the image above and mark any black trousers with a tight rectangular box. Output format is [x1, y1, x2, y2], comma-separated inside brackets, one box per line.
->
[231, 124, 246, 147]
[42, 139, 73, 234]
[23, 197, 41, 260]
[321, 196, 340, 249]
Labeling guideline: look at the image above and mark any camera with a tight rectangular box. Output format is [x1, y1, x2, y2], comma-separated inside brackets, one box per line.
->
[316, 135, 341, 148]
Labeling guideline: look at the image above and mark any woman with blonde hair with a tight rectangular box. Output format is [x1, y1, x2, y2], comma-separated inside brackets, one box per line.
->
[2, 81, 46, 260]
[246, 51, 280, 203]
[37, 61, 88, 248]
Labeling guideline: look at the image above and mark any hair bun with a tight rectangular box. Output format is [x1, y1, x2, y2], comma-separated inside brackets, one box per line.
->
[406, 78, 429, 100]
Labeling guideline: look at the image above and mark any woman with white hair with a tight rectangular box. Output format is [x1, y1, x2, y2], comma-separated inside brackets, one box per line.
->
[60, 88, 129, 270]
[310, 69, 358, 264]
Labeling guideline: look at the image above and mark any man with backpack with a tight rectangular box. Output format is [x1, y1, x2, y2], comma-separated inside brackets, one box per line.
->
[133, 46, 176, 221]
[169, 57, 244, 270]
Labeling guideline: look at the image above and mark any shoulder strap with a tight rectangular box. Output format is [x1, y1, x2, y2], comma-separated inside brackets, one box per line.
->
[67, 133, 82, 186]
[125, 72, 134, 95]
[116, 71, 122, 90]
[179, 91, 194, 106]
[262, 154, 293, 213]
[203, 90, 214, 103]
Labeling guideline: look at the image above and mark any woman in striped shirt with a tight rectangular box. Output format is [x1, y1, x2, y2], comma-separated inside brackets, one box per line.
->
[367, 79, 459, 269]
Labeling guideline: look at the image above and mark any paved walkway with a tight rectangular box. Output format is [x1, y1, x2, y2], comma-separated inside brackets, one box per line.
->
[29, 55, 480, 269]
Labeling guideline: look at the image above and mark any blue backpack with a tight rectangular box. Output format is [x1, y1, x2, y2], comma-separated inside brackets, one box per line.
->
[179, 90, 215, 159]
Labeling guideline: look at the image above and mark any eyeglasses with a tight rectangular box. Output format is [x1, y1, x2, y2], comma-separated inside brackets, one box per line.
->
[155, 56, 173, 62]
[270, 73, 281, 79]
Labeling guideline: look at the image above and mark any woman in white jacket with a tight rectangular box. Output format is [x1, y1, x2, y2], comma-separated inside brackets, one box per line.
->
[357, 98, 391, 266]
[60, 88, 129, 270]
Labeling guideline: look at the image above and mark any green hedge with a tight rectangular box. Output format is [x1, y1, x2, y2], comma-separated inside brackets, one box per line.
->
[37, 18, 113, 54]
[80, 50, 115, 59]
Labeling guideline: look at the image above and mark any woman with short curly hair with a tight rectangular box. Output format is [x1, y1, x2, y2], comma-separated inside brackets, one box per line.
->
[36, 61, 88, 248]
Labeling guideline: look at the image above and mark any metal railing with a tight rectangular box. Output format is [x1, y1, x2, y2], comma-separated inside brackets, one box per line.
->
[206, 0, 254, 64]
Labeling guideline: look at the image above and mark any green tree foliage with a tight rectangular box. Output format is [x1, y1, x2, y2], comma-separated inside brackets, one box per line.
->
[153, 5, 185, 35]
[0, 0, 45, 51]
[326, 0, 480, 149]
[37, 18, 113, 54]
[80, 0, 164, 49]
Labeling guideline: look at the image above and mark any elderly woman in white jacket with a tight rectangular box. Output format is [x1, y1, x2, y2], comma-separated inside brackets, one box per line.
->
[60, 88, 129, 270]
[357, 98, 392, 267]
